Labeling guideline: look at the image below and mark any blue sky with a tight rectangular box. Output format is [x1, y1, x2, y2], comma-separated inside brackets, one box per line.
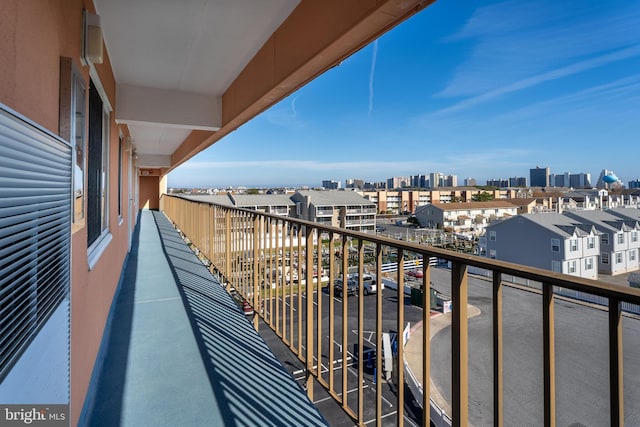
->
[168, 0, 640, 189]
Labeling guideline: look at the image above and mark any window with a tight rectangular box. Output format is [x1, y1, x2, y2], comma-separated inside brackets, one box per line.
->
[617, 234, 624, 244]
[615, 252, 623, 264]
[568, 260, 577, 274]
[585, 257, 593, 270]
[489, 250, 497, 259]
[489, 231, 496, 241]
[0, 106, 71, 382]
[602, 253, 609, 264]
[551, 260, 562, 273]
[587, 236, 595, 249]
[118, 136, 123, 219]
[87, 80, 110, 251]
[569, 239, 578, 252]
[551, 238, 560, 252]
[630, 250, 636, 261]
[59, 58, 86, 233]
[601, 234, 609, 245]
[632, 231, 638, 243]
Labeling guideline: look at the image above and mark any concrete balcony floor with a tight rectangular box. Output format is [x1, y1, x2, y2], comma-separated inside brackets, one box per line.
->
[83, 210, 327, 426]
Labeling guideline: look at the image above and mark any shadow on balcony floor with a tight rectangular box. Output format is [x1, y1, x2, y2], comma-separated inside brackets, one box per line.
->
[83, 210, 327, 426]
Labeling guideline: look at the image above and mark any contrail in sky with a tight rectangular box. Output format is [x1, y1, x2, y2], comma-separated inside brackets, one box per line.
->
[369, 40, 378, 115]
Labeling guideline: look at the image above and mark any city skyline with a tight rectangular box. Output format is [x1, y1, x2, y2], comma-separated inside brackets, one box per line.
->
[168, 0, 640, 188]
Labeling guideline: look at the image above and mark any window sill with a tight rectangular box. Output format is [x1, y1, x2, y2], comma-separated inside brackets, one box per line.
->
[88, 231, 112, 270]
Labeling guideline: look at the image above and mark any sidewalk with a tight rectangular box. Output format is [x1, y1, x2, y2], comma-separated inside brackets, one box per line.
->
[404, 305, 481, 418]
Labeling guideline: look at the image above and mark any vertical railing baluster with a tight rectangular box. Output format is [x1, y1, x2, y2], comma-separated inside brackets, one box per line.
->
[282, 219, 288, 343]
[357, 239, 364, 423]
[297, 225, 303, 357]
[287, 225, 295, 353]
[609, 298, 624, 427]
[329, 231, 336, 394]
[397, 248, 405, 426]
[452, 262, 469, 427]
[341, 235, 349, 409]
[493, 272, 503, 427]
[375, 243, 383, 426]
[305, 225, 315, 401]
[225, 211, 231, 283]
[543, 283, 556, 427]
[253, 214, 260, 331]
[316, 229, 324, 385]
[275, 219, 281, 337]
[423, 256, 431, 427]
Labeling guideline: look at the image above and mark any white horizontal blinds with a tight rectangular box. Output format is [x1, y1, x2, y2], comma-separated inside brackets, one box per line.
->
[0, 106, 72, 382]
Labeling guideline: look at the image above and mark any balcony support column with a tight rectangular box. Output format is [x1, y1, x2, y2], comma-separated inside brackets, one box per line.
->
[252, 214, 260, 331]
[609, 298, 624, 427]
[493, 272, 503, 427]
[451, 262, 468, 427]
[543, 283, 556, 427]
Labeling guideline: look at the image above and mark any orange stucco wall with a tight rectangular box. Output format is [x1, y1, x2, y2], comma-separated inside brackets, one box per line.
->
[0, 1, 134, 425]
[140, 176, 160, 210]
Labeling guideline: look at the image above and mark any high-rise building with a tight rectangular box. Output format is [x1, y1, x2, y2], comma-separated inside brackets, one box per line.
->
[444, 174, 457, 187]
[487, 178, 509, 188]
[411, 174, 427, 188]
[345, 178, 364, 190]
[569, 173, 591, 189]
[530, 166, 550, 187]
[509, 177, 527, 187]
[464, 177, 477, 186]
[322, 180, 341, 190]
[386, 176, 409, 189]
[629, 179, 640, 189]
[429, 172, 443, 188]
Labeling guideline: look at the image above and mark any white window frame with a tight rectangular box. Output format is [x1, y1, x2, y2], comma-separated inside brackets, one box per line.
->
[617, 233, 624, 244]
[630, 250, 636, 261]
[568, 260, 577, 274]
[615, 252, 623, 264]
[489, 231, 496, 241]
[551, 260, 562, 273]
[601, 234, 609, 245]
[86, 72, 113, 269]
[585, 257, 593, 270]
[587, 236, 595, 249]
[569, 239, 578, 252]
[602, 253, 609, 264]
[632, 231, 638, 243]
[551, 238, 560, 252]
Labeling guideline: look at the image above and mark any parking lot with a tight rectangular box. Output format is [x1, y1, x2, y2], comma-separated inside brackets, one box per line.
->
[256, 286, 426, 426]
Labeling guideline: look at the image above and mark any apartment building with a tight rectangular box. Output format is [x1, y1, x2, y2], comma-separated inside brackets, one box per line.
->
[482, 213, 600, 279]
[362, 188, 519, 214]
[290, 190, 376, 232]
[414, 201, 519, 232]
[185, 193, 295, 217]
[564, 210, 640, 275]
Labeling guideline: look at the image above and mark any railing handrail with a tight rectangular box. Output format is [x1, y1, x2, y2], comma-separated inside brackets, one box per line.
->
[162, 194, 640, 304]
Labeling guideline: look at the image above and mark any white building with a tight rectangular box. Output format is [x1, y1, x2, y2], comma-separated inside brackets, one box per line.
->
[414, 201, 518, 233]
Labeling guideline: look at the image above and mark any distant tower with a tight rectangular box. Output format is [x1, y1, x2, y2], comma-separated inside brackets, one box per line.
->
[530, 166, 550, 187]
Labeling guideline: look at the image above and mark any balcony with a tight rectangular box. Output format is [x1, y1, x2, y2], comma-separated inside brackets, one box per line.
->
[90, 195, 640, 426]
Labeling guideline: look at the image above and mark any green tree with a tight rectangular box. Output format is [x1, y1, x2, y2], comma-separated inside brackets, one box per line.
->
[472, 191, 494, 202]
[246, 188, 260, 195]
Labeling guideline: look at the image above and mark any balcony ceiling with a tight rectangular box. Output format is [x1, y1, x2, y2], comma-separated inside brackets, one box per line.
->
[94, 0, 433, 170]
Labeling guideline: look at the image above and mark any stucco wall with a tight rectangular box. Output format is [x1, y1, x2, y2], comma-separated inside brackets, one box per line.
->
[0, 1, 133, 425]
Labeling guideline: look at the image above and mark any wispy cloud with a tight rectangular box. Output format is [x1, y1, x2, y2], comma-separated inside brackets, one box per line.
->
[369, 40, 378, 116]
[431, 44, 640, 117]
[439, 0, 640, 98]
[263, 95, 303, 127]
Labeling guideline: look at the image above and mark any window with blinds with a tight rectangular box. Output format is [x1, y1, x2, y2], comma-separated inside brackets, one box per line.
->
[0, 105, 72, 383]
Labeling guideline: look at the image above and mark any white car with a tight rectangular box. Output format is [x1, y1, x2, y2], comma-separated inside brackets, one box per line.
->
[352, 273, 384, 295]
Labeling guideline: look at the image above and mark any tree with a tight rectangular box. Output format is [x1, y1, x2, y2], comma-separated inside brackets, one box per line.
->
[472, 191, 494, 202]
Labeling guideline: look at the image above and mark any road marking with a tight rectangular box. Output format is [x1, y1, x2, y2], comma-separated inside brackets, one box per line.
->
[364, 410, 396, 425]
[313, 385, 369, 404]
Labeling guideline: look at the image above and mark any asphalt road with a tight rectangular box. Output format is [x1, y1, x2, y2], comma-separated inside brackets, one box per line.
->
[427, 267, 640, 427]
[257, 287, 425, 426]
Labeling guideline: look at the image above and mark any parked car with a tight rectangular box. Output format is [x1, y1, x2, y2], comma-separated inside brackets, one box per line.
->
[406, 269, 424, 279]
[334, 278, 357, 297]
[352, 273, 384, 295]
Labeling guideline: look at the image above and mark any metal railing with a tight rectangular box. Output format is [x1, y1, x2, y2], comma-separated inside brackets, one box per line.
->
[160, 194, 640, 427]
